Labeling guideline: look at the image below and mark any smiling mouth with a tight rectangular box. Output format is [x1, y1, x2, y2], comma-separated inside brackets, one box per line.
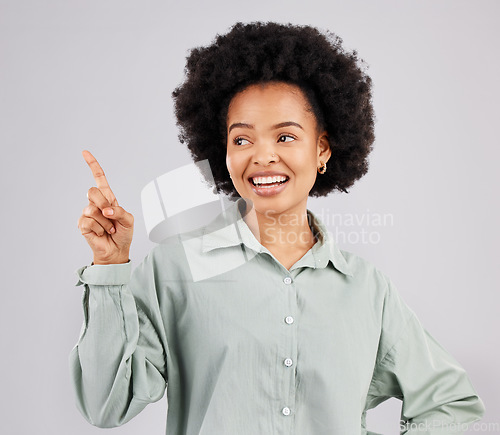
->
[250, 176, 290, 187]
[247, 175, 290, 197]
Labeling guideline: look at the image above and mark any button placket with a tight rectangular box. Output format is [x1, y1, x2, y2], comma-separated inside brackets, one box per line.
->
[280, 273, 297, 425]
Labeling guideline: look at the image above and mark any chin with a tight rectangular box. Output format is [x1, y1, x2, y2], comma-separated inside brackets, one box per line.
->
[252, 197, 302, 217]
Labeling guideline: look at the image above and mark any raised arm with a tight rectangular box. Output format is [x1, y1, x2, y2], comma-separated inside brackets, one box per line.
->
[70, 151, 167, 427]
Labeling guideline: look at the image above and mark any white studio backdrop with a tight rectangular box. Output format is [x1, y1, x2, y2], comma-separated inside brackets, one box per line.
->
[0, 0, 498, 434]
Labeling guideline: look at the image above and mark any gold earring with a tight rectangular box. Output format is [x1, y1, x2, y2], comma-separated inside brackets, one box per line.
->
[318, 161, 327, 174]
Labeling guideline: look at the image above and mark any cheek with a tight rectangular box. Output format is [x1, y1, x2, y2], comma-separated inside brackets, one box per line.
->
[226, 152, 236, 172]
[226, 152, 245, 180]
[291, 145, 318, 171]
[297, 148, 320, 183]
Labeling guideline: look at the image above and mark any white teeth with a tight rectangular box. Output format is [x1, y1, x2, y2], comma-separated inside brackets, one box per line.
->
[252, 175, 288, 185]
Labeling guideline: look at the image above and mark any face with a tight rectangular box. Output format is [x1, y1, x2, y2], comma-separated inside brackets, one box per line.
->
[226, 81, 331, 217]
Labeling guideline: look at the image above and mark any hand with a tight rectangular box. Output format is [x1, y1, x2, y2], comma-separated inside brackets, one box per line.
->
[77, 150, 134, 265]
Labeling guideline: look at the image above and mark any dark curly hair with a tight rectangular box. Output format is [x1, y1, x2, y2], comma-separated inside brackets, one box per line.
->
[173, 21, 375, 198]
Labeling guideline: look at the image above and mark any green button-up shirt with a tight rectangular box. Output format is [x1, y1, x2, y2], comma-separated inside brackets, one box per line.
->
[69, 198, 484, 434]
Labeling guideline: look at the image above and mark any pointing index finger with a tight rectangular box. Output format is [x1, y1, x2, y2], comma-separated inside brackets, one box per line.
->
[82, 150, 119, 206]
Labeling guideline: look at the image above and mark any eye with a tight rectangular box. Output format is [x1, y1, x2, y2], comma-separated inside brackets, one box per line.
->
[233, 137, 250, 146]
[278, 135, 295, 143]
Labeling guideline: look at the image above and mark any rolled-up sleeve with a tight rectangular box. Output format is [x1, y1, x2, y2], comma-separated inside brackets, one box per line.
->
[365, 276, 485, 434]
[69, 253, 168, 428]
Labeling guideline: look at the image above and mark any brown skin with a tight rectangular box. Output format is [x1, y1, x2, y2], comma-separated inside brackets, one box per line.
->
[226, 82, 331, 270]
[78, 150, 134, 265]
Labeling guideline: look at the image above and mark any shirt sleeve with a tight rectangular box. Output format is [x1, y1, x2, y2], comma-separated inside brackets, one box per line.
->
[365, 275, 485, 434]
[68, 251, 168, 428]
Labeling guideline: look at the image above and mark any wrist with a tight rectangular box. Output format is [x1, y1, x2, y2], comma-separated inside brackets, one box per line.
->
[93, 253, 130, 265]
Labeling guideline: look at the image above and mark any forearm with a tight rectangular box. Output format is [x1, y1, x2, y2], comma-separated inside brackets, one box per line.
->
[69, 261, 166, 428]
[398, 326, 485, 433]
[401, 394, 485, 434]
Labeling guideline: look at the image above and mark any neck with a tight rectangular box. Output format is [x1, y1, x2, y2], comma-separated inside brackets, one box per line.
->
[241, 199, 316, 250]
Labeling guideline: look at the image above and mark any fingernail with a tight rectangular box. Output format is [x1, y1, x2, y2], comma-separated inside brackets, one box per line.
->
[109, 227, 115, 234]
[104, 208, 114, 216]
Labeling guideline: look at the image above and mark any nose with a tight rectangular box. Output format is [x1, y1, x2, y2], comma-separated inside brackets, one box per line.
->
[252, 141, 279, 166]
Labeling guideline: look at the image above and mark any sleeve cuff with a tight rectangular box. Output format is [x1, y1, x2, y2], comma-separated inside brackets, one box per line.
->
[75, 260, 132, 286]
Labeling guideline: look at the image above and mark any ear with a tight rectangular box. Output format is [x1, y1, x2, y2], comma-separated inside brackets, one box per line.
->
[317, 131, 331, 164]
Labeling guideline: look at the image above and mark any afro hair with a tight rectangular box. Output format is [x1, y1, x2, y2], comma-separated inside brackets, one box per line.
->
[173, 21, 375, 198]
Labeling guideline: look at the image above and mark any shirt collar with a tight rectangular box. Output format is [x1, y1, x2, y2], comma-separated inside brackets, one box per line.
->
[201, 198, 353, 277]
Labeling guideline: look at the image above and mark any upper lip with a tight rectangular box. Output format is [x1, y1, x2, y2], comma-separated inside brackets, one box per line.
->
[247, 171, 290, 181]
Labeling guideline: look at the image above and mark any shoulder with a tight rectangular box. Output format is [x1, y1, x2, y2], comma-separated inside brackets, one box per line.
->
[340, 248, 392, 289]
[340, 249, 415, 345]
[143, 220, 236, 284]
[147, 225, 205, 264]
[336, 248, 407, 311]
[343, 248, 414, 319]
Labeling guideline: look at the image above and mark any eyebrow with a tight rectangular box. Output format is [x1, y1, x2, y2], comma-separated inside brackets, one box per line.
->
[228, 121, 304, 134]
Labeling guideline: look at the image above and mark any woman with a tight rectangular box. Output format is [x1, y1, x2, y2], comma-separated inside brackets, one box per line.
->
[72, 22, 485, 434]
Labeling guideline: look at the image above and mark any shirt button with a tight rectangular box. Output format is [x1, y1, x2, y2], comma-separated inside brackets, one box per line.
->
[283, 276, 292, 285]
[285, 316, 294, 324]
[282, 407, 291, 416]
[284, 358, 293, 367]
